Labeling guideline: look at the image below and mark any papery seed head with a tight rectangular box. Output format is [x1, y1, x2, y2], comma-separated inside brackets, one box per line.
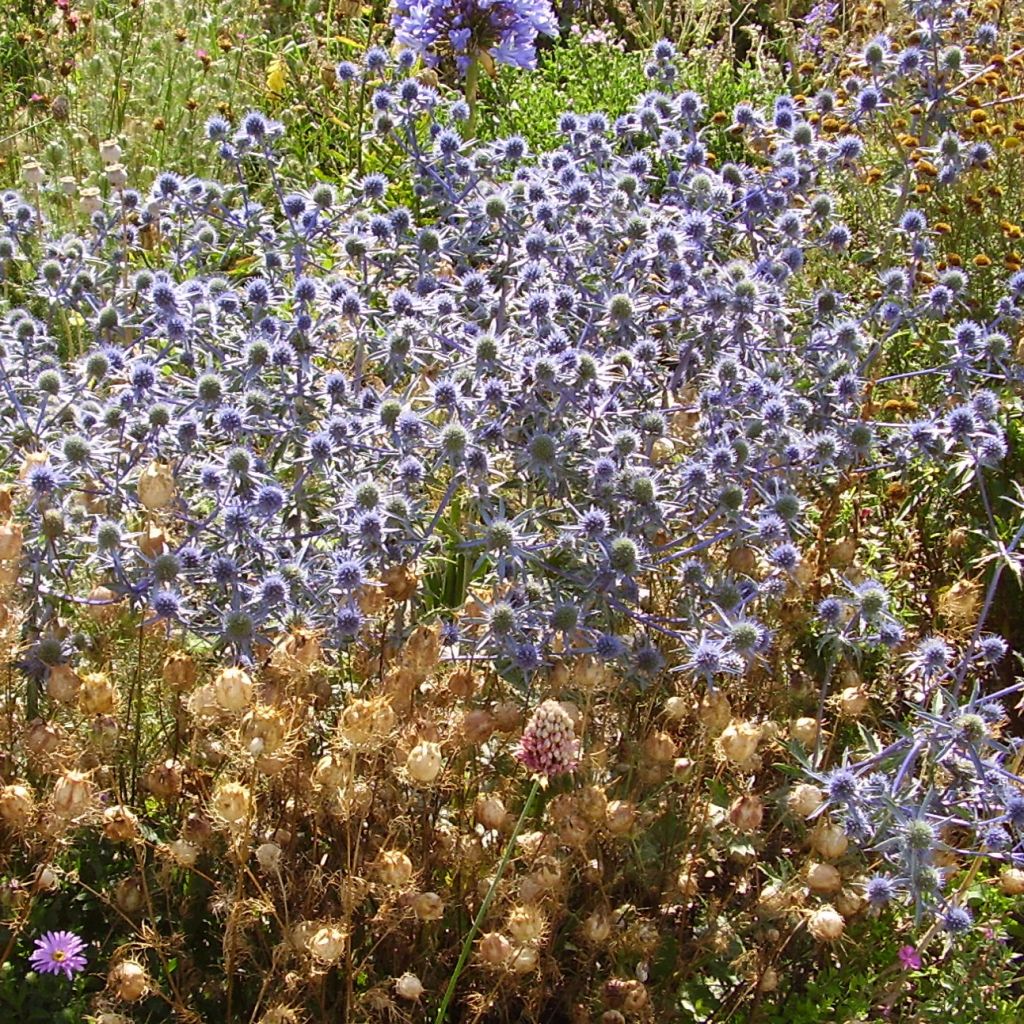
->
[108, 960, 149, 1002]
[807, 905, 845, 941]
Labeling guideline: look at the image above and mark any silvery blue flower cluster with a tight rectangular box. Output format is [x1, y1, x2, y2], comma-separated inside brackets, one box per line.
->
[1, 1, 1022, 927]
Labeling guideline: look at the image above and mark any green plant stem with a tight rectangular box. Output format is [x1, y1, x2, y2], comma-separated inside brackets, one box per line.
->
[433, 777, 541, 1024]
[464, 56, 480, 140]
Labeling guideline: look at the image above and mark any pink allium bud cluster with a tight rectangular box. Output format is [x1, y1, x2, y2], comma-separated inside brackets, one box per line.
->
[516, 701, 579, 778]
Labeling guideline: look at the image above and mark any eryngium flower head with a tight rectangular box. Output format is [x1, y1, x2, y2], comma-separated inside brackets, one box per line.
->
[29, 930, 88, 979]
[515, 700, 579, 778]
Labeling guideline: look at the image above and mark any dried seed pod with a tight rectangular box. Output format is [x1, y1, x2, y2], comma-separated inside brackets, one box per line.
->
[103, 805, 139, 842]
[308, 925, 347, 963]
[788, 783, 825, 818]
[256, 842, 282, 873]
[718, 720, 763, 765]
[1000, 867, 1024, 895]
[51, 770, 93, 819]
[790, 716, 819, 746]
[108, 960, 150, 1002]
[805, 861, 842, 894]
[45, 664, 81, 703]
[394, 972, 424, 1001]
[477, 931, 511, 966]
[144, 759, 183, 801]
[213, 666, 253, 711]
[137, 460, 177, 510]
[508, 904, 547, 945]
[377, 850, 413, 887]
[475, 794, 508, 831]
[210, 781, 252, 827]
[728, 794, 764, 833]
[80, 671, 117, 715]
[807, 905, 845, 942]
[0, 784, 34, 827]
[406, 740, 443, 784]
[412, 891, 445, 921]
[605, 799, 636, 836]
[581, 909, 612, 944]
[810, 822, 849, 860]
[162, 651, 197, 692]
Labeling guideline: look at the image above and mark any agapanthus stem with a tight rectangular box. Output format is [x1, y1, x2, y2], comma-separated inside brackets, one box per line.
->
[433, 777, 541, 1023]
[464, 56, 480, 140]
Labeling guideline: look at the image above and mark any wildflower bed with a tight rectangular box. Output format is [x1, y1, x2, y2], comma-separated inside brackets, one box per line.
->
[1, 1, 1023, 1022]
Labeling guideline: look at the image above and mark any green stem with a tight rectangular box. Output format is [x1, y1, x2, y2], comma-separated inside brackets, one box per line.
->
[463, 56, 480, 141]
[433, 777, 541, 1023]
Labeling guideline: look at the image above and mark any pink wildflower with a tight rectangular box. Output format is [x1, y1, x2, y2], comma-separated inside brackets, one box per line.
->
[897, 945, 921, 970]
[515, 700, 579, 778]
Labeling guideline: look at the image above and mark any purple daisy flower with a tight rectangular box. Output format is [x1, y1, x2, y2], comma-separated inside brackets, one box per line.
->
[29, 931, 88, 979]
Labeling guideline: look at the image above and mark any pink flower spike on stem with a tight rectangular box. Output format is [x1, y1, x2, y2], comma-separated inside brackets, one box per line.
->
[515, 700, 579, 779]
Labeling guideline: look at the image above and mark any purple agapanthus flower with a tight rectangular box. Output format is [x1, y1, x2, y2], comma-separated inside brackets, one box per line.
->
[29, 931, 88, 979]
[392, 0, 558, 76]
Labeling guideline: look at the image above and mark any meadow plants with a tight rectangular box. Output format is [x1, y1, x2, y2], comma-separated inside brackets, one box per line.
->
[0, 3, 1022, 1022]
